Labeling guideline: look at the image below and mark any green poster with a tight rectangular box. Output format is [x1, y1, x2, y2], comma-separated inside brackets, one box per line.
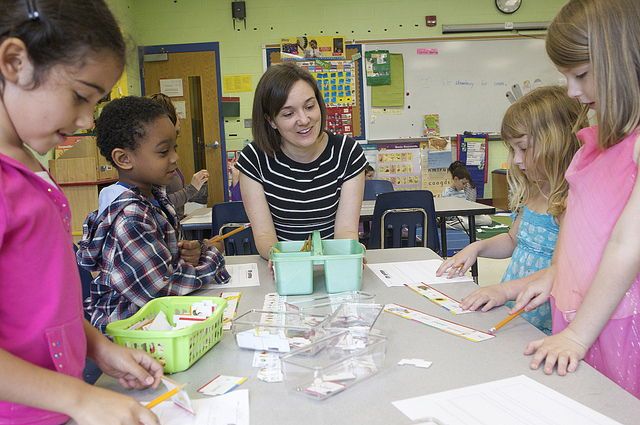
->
[365, 50, 391, 86]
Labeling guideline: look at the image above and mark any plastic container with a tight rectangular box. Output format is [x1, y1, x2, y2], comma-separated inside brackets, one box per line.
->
[321, 303, 384, 333]
[270, 230, 365, 295]
[231, 309, 330, 352]
[106, 296, 227, 374]
[285, 291, 376, 315]
[280, 330, 387, 400]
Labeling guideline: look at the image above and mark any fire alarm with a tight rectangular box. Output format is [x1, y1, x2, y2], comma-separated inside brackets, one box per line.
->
[426, 16, 437, 27]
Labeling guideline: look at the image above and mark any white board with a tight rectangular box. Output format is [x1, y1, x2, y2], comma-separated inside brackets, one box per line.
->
[363, 37, 564, 140]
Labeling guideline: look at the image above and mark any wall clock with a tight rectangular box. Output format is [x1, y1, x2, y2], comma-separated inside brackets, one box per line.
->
[496, 0, 521, 14]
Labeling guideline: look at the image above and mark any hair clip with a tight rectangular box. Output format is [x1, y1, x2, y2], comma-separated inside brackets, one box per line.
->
[26, 0, 40, 21]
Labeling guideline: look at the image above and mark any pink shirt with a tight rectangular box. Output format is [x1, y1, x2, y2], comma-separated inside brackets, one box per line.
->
[552, 126, 640, 321]
[0, 153, 86, 424]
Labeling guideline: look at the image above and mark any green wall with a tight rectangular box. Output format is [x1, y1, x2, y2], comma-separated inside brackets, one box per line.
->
[105, 0, 569, 197]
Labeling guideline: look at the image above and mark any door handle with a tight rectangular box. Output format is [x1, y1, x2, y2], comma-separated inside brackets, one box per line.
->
[206, 141, 219, 149]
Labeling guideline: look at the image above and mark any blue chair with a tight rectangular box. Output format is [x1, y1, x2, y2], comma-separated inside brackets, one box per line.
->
[367, 190, 440, 253]
[363, 179, 394, 201]
[73, 244, 103, 385]
[212, 201, 258, 255]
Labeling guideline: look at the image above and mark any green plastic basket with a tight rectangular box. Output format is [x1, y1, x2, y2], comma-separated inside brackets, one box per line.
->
[106, 296, 227, 374]
[270, 231, 365, 295]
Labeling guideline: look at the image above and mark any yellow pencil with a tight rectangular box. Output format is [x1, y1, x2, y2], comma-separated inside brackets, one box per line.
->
[488, 307, 525, 334]
[145, 383, 188, 409]
[206, 223, 251, 244]
[300, 235, 311, 251]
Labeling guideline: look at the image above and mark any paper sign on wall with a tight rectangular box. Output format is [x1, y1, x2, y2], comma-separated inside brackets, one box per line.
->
[159, 78, 183, 97]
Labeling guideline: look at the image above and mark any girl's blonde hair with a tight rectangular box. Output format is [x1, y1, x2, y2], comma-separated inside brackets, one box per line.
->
[546, 0, 640, 149]
[501, 86, 586, 216]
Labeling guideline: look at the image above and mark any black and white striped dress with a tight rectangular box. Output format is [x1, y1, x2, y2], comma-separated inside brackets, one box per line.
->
[236, 131, 368, 241]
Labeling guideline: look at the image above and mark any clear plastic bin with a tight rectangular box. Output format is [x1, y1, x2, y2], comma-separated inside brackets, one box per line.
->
[285, 291, 376, 315]
[281, 330, 387, 400]
[270, 230, 365, 296]
[321, 303, 384, 333]
[231, 309, 330, 352]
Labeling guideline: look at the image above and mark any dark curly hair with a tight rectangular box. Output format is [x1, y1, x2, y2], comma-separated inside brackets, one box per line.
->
[95, 96, 168, 167]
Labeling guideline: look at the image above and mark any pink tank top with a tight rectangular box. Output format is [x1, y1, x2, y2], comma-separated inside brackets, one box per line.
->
[552, 126, 640, 321]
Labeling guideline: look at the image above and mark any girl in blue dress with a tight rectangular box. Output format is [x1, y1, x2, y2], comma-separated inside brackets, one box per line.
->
[436, 85, 586, 335]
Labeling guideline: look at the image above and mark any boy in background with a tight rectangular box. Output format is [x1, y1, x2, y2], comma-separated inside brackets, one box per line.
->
[77, 96, 230, 334]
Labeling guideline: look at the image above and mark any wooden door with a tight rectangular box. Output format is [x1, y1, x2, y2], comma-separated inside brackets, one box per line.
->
[143, 49, 224, 206]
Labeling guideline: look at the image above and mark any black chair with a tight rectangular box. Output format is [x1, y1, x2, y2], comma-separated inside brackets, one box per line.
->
[73, 244, 102, 385]
[367, 190, 440, 253]
[363, 179, 394, 201]
[212, 201, 258, 255]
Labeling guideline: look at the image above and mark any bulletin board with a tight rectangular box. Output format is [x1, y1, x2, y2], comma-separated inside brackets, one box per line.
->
[265, 44, 366, 140]
[362, 36, 562, 140]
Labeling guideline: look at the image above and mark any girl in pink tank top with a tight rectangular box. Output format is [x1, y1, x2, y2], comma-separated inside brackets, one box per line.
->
[0, 1, 163, 424]
[511, 0, 640, 399]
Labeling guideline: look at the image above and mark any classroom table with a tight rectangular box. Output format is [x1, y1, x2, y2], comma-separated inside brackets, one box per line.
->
[91, 248, 640, 425]
[362, 197, 496, 282]
[180, 207, 213, 240]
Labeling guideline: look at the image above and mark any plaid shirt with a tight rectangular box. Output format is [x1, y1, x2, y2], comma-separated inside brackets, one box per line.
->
[76, 185, 230, 334]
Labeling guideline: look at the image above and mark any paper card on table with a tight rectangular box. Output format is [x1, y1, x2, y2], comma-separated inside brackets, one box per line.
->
[392, 375, 622, 425]
[383, 303, 494, 342]
[217, 263, 260, 288]
[216, 291, 241, 330]
[398, 358, 432, 368]
[197, 375, 247, 396]
[405, 283, 472, 314]
[161, 376, 195, 415]
[253, 351, 284, 382]
[151, 389, 250, 425]
[367, 260, 473, 287]
[263, 292, 287, 312]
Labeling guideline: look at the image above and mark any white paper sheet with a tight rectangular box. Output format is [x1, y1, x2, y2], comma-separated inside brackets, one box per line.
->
[367, 260, 473, 287]
[151, 389, 249, 425]
[392, 375, 621, 425]
[205, 264, 259, 289]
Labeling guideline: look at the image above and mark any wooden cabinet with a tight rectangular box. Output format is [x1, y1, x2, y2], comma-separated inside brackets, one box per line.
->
[49, 136, 117, 235]
[491, 169, 509, 211]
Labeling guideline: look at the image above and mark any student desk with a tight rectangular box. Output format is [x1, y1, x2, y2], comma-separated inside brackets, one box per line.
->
[180, 208, 213, 240]
[91, 248, 640, 425]
[361, 197, 496, 282]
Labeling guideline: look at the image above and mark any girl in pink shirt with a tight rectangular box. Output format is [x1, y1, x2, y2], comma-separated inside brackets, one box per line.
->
[513, 0, 640, 398]
[0, 1, 163, 424]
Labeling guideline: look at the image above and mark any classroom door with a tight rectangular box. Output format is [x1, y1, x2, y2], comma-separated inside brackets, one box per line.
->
[142, 49, 224, 206]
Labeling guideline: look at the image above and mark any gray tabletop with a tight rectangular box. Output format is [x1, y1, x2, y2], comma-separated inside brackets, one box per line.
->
[94, 248, 640, 424]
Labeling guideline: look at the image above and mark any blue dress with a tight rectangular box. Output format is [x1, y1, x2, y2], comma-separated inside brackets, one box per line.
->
[502, 206, 557, 335]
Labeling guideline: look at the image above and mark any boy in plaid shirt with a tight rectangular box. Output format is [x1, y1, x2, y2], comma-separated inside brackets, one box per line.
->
[77, 96, 230, 334]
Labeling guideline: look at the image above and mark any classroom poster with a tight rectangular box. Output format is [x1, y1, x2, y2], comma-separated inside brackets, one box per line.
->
[426, 137, 452, 169]
[420, 142, 452, 197]
[457, 134, 488, 198]
[296, 61, 355, 106]
[327, 106, 354, 137]
[423, 114, 440, 136]
[280, 36, 345, 61]
[362, 144, 378, 174]
[376, 143, 421, 190]
[365, 50, 391, 86]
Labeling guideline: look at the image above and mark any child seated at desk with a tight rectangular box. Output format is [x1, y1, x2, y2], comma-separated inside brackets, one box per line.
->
[77, 96, 230, 334]
[442, 161, 492, 229]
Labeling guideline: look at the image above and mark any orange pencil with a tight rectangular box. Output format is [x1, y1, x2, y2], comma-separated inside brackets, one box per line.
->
[488, 307, 525, 334]
[145, 382, 188, 409]
[207, 223, 251, 244]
